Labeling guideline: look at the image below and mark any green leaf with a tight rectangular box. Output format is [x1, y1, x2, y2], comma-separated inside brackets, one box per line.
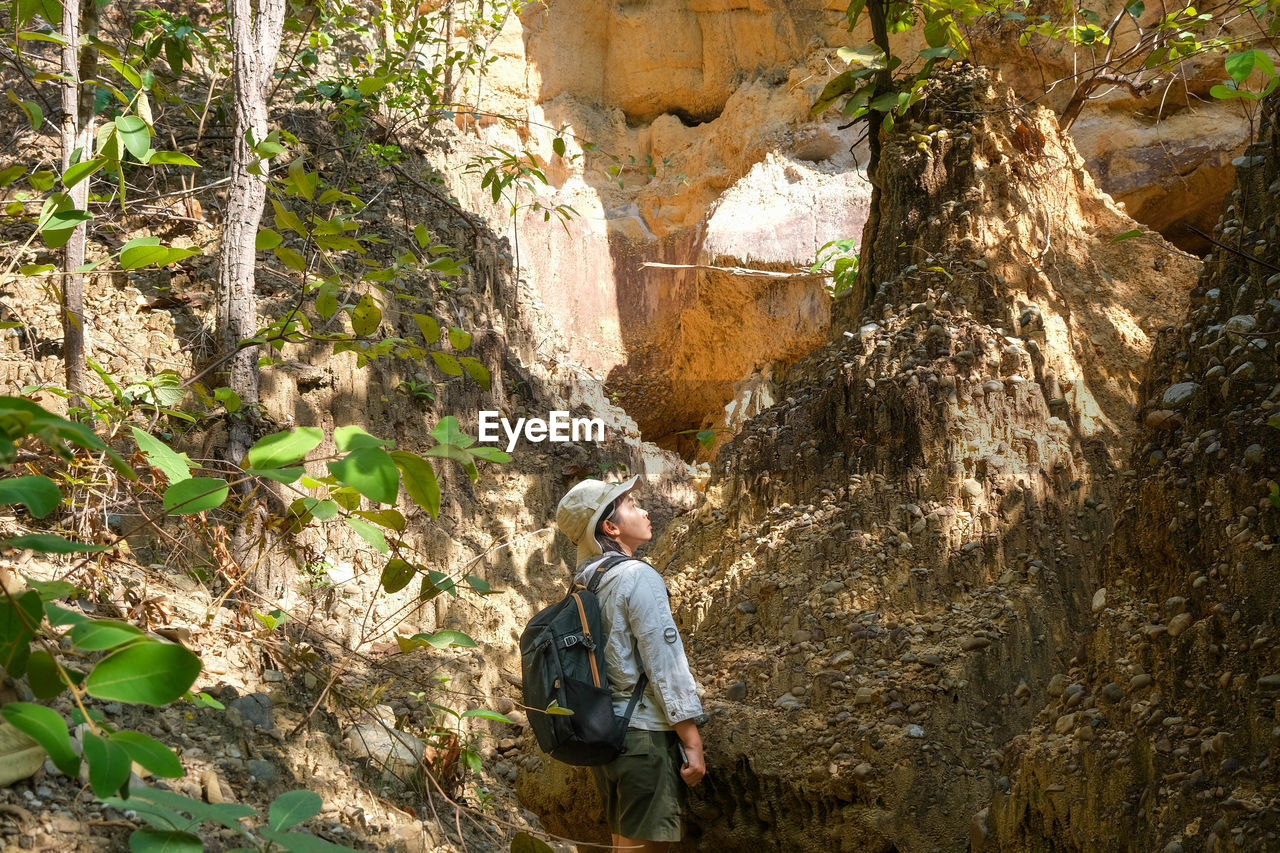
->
[110, 730, 183, 778]
[457, 357, 491, 390]
[448, 327, 472, 350]
[25, 578, 76, 603]
[315, 278, 339, 319]
[274, 246, 307, 271]
[247, 428, 323, 469]
[305, 498, 338, 520]
[71, 619, 146, 651]
[268, 789, 322, 831]
[45, 602, 88, 627]
[326, 447, 399, 504]
[4, 534, 109, 553]
[128, 829, 204, 853]
[162, 478, 229, 514]
[380, 559, 415, 593]
[1210, 83, 1251, 100]
[63, 157, 106, 188]
[424, 444, 478, 483]
[273, 200, 307, 236]
[544, 699, 573, 716]
[354, 508, 405, 530]
[0, 475, 61, 517]
[257, 826, 355, 852]
[511, 831, 556, 853]
[1, 702, 78, 776]
[350, 293, 381, 336]
[85, 641, 203, 705]
[465, 574, 492, 594]
[430, 351, 462, 376]
[334, 425, 393, 452]
[467, 446, 510, 464]
[115, 115, 151, 161]
[19, 264, 54, 276]
[431, 416, 475, 448]
[27, 650, 68, 699]
[552, 137, 566, 158]
[249, 466, 304, 485]
[145, 151, 200, 167]
[131, 427, 193, 484]
[330, 486, 361, 511]
[213, 387, 241, 413]
[413, 314, 440, 344]
[0, 590, 41, 677]
[460, 708, 511, 723]
[1110, 228, 1143, 243]
[83, 730, 132, 797]
[0, 164, 24, 186]
[28, 170, 55, 191]
[106, 786, 255, 833]
[836, 43, 887, 68]
[344, 517, 388, 553]
[409, 629, 476, 649]
[389, 451, 439, 518]
[119, 237, 199, 270]
[256, 228, 283, 250]
[40, 208, 92, 249]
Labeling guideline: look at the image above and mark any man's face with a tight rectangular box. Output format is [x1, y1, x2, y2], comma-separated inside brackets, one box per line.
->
[605, 493, 652, 552]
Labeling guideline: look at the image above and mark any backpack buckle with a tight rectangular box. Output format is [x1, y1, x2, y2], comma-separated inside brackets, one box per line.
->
[562, 635, 578, 648]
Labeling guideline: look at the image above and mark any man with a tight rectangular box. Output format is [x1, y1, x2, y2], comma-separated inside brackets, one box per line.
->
[555, 475, 705, 852]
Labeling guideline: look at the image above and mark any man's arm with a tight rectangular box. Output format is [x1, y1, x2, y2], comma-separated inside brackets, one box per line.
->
[673, 717, 705, 786]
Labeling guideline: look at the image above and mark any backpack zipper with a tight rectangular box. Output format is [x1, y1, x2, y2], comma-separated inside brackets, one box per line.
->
[570, 592, 601, 688]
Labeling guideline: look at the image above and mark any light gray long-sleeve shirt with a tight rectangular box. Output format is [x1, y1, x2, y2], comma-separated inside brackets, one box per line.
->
[574, 555, 703, 731]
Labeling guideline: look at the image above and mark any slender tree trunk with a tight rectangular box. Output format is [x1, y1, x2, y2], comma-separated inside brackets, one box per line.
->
[218, 0, 286, 587]
[59, 0, 97, 416]
[852, 0, 893, 315]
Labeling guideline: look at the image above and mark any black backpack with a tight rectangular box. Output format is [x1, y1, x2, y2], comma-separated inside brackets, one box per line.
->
[520, 555, 649, 766]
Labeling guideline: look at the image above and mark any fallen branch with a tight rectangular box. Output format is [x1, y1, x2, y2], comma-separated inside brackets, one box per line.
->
[640, 261, 827, 278]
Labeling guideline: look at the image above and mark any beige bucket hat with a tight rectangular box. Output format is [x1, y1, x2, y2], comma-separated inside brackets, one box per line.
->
[556, 475, 639, 566]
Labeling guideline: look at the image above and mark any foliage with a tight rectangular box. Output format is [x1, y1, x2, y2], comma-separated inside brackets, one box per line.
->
[808, 238, 860, 298]
[0, 393, 511, 843]
[817, 0, 1280, 134]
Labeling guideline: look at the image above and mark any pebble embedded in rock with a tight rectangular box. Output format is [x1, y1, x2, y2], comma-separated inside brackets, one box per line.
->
[1162, 382, 1199, 408]
[1167, 613, 1193, 637]
[247, 759, 278, 784]
[774, 693, 803, 710]
[229, 693, 275, 730]
[906, 724, 925, 739]
[1091, 588, 1107, 613]
[961, 636, 991, 651]
[727, 682, 748, 701]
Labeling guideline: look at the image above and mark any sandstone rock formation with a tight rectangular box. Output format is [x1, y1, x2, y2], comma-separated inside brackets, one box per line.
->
[991, 93, 1280, 853]
[448, 0, 1254, 452]
[515, 64, 1200, 851]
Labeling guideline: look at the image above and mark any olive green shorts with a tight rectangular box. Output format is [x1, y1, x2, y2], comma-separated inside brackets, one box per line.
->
[591, 728, 684, 842]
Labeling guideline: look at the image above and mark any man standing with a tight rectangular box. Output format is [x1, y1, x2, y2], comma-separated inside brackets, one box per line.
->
[556, 475, 706, 852]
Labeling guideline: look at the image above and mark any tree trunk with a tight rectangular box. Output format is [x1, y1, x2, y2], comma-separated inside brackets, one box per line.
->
[218, 0, 286, 588]
[849, 0, 893, 319]
[58, 0, 97, 417]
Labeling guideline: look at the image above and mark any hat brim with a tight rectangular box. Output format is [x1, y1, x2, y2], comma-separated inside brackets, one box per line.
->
[576, 475, 639, 566]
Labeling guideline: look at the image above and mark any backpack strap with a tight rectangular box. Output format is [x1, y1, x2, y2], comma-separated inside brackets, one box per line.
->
[584, 555, 652, 734]
[584, 554, 632, 593]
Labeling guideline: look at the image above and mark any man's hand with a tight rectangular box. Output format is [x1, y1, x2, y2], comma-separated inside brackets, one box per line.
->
[679, 743, 706, 787]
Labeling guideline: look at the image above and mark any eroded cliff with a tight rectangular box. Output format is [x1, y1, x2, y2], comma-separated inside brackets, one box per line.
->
[515, 64, 1201, 851]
